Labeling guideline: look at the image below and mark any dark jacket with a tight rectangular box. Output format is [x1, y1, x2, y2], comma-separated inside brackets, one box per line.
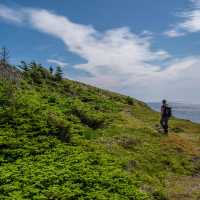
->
[161, 104, 169, 118]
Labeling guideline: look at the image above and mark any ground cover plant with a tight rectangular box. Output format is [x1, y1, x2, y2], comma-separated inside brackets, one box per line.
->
[0, 63, 200, 200]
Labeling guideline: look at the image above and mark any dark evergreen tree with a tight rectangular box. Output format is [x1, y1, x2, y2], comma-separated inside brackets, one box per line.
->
[55, 66, 63, 81]
[0, 46, 9, 65]
[49, 66, 53, 74]
[18, 61, 29, 71]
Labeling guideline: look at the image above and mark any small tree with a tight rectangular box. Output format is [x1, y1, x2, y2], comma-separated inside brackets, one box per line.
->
[49, 66, 53, 74]
[18, 61, 29, 71]
[0, 46, 9, 65]
[55, 66, 63, 81]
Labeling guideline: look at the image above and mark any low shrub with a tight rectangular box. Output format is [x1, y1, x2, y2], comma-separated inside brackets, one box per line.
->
[72, 107, 105, 129]
[47, 112, 71, 142]
[126, 96, 134, 105]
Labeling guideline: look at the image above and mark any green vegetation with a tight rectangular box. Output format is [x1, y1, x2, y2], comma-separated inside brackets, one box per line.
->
[0, 63, 200, 200]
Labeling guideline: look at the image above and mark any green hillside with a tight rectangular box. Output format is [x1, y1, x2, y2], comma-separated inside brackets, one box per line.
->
[0, 63, 200, 200]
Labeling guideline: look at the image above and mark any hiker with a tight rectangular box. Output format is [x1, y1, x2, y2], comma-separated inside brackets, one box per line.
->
[160, 100, 171, 134]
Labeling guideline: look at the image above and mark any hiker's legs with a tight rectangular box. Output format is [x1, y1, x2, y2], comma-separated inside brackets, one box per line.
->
[160, 117, 169, 133]
[163, 118, 169, 133]
[160, 118, 165, 129]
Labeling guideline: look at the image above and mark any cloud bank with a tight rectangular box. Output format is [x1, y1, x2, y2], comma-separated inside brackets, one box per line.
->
[0, 4, 200, 103]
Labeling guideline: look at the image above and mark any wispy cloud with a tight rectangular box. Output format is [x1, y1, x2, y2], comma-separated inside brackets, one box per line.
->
[47, 59, 68, 67]
[165, 0, 200, 37]
[1, 4, 200, 102]
[164, 29, 186, 38]
[27, 9, 170, 78]
[0, 4, 24, 24]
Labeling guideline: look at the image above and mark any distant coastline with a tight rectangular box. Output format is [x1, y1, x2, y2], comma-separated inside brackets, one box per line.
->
[148, 102, 200, 124]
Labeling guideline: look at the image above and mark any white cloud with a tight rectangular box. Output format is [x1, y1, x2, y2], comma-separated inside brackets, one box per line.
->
[164, 29, 185, 38]
[47, 59, 68, 67]
[0, 5, 170, 76]
[179, 11, 200, 33]
[140, 30, 154, 39]
[1, 4, 200, 103]
[165, 0, 200, 37]
[26, 9, 170, 76]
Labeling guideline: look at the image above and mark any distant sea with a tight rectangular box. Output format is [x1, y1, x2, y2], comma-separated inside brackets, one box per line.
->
[148, 102, 200, 124]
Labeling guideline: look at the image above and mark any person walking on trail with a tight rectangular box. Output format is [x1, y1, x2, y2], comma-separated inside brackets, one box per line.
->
[160, 100, 172, 134]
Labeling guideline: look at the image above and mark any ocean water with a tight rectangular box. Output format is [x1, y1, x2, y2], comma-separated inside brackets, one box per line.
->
[148, 102, 200, 124]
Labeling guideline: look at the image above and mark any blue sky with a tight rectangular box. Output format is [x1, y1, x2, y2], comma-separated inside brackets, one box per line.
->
[1, 0, 200, 103]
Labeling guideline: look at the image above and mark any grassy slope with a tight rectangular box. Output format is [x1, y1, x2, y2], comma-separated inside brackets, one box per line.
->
[0, 66, 200, 200]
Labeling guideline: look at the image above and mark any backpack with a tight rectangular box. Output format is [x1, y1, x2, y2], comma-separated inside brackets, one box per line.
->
[164, 106, 172, 118]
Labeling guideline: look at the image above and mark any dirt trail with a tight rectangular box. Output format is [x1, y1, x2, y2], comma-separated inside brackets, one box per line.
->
[167, 175, 200, 200]
[164, 132, 200, 200]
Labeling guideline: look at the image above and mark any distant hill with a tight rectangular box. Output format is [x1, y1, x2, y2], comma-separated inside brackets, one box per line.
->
[0, 63, 200, 200]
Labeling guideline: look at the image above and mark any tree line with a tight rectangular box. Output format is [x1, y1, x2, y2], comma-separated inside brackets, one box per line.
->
[0, 47, 64, 82]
